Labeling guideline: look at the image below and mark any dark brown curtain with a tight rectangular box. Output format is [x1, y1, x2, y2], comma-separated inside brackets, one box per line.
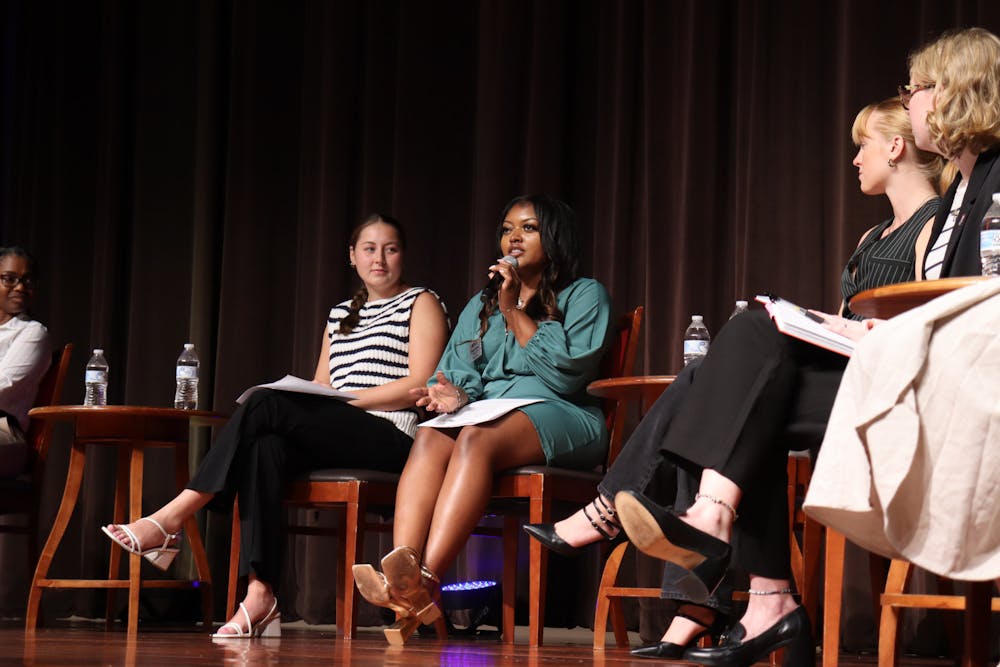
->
[2, 0, 998, 649]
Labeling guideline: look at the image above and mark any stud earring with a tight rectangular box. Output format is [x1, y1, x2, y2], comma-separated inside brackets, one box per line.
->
[349, 262, 356, 268]
[887, 158, 897, 168]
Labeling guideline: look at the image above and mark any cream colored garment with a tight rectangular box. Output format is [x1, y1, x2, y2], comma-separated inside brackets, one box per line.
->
[804, 278, 1000, 580]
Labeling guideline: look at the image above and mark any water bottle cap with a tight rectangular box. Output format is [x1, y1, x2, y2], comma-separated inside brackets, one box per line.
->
[692, 315, 703, 321]
[93, 348, 104, 354]
[184, 343, 195, 350]
[736, 300, 748, 308]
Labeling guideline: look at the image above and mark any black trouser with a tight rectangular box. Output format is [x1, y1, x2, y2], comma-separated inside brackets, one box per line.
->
[188, 389, 413, 589]
[599, 311, 845, 579]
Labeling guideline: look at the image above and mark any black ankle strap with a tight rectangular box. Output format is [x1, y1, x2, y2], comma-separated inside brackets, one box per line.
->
[583, 497, 620, 541]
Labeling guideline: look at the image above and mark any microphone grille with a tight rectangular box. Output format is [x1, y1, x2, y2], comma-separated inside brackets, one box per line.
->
[502, 255, 519, 268]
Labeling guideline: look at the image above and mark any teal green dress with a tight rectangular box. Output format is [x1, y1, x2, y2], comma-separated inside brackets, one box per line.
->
[431, 277, 612, 469]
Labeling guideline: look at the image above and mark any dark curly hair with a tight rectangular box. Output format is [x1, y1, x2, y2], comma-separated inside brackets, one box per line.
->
[337, 213, 406, 334]
[477, 195, 580, 336]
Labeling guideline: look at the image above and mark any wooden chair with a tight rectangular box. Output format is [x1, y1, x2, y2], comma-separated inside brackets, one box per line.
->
[226, 469, 406, 639]
[490, 306, 644, 647]
[593, 449, 824, 655]
[879, 562, 997, 667]
[0, 343, 73, 576]
[225, 308, 643, 642]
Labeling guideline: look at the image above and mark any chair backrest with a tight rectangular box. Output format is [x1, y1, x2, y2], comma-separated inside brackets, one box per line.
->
[25, 343, 73, 471]
[598, 306, 643, 469]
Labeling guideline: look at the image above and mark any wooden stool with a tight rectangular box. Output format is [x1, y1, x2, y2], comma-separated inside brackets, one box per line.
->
[879, 559, 998, 667]
[25, 406, 224, 636]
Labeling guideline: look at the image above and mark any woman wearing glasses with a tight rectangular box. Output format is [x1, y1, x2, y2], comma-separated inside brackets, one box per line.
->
[899, 27, 1000, 280]
[525, 97, 946, 664]
[0, 247, 51, 479]
[103, 214, 450, 638]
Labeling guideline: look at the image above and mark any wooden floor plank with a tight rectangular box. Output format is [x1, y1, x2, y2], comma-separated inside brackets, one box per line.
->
[1, 621, 958, 666]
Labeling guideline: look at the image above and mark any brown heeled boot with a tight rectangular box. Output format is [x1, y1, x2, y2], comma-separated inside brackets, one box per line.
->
[380, 546, 443, 645]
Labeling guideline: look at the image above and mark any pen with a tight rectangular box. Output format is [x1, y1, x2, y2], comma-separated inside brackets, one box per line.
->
[762, 293, 826, 324]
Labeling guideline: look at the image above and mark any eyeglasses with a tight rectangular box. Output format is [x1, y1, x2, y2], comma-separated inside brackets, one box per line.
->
[0, 273, 36, 289]
[898, 83, 935, 110]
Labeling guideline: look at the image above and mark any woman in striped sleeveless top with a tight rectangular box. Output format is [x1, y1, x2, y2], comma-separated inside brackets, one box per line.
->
[101, 214, 449, 638]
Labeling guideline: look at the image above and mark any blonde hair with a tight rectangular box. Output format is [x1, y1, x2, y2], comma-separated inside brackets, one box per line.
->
[851, 97, 946, 191]
[908, 27, 1000, 159]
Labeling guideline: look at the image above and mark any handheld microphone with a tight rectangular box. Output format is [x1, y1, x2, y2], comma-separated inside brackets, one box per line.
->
[485, 255, 519, 291]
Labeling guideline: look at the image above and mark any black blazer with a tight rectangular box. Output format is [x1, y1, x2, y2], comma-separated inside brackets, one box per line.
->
[928, 147, 1000, 278]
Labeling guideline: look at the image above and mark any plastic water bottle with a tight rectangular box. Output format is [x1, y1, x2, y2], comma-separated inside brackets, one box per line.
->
[174, 343, 199, 410]
[980, 193, 1000, 276]
[84, 349, 109, 406]
[729, 300, 749, 320]
[683, 315, 711, 366]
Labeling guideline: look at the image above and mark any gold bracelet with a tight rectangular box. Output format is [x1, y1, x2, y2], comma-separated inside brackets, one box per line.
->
[453, 387, 468, 409]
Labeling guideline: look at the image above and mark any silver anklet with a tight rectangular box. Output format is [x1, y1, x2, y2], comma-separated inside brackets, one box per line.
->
[747, 587, 793, 595]
[694, 493, 739, 521]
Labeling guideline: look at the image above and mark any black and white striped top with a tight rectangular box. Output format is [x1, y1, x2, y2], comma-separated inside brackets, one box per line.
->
[840, 198, 940, 320]
[924, 180, 968, 279]
[327, 286, 445, 437]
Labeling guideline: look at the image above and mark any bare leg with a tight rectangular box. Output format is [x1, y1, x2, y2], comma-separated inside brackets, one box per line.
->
[104, 488, 213, 548]
[421, 412, 544, 575]
[737, 575, 797, 640]
[550, 494, 620, 547]
[659, 603, 715, 643]
[679, 469, 741, 543]
[215, 575, 278, 635]
[392, 427, 457, 553]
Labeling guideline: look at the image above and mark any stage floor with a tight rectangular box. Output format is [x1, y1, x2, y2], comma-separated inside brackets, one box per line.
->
[1, 620, 953, 666]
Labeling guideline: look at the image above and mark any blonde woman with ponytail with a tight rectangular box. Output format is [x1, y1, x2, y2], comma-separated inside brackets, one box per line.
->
[102, 213, 449, 639]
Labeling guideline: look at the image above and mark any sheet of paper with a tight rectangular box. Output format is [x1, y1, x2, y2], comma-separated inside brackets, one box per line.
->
[755, 295, 855, 357]
[418, 398, 544, 428]
[236, 374, 358, 404]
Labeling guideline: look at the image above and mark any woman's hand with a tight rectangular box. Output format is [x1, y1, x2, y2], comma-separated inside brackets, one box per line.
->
[489, 257, 521, 314]
[410, 371, 468, 414]
[813, 311, 885, 342]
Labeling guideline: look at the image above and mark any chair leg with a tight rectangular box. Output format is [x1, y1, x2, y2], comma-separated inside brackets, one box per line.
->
[340, 498, 364, 639]
[878, 559, 912, 667]
[800, 515, 822, 629]
[527, 496, 550, 648]
[822, 528, 846, 667]
[226, 499, 240, 620]
[963, 581, 991, 667]
[593, 541, 631, 650]
[502, 514, 519, 644]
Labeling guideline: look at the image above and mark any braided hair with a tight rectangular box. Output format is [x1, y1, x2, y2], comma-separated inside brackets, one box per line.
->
[337, 213, 407, 334]
[477, 195, 580, 337]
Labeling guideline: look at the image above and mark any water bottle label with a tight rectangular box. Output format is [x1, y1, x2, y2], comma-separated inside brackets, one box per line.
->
[176, 366, 198, 380]
[980, 229, 1000, 251]
[85, 370, 108, 383]
[683, 340, 709, 356]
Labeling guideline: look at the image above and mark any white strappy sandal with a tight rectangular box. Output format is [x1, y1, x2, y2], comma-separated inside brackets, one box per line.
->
[100, 517, 182, 571]
[210, 599, 281, 638]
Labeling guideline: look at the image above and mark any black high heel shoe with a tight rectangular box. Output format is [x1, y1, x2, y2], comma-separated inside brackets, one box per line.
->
[523, 496, 624, 557]
[682, 606, 813, 667]
[614, 490, 731, 603]
[631, 607, 719, 659]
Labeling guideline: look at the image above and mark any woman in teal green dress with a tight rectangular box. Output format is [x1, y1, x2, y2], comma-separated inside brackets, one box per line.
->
[353, 194, 612, 644]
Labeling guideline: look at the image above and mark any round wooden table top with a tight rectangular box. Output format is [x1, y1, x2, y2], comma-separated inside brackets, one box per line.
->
[29, 405, 227, 425]
[587, 375, 676, 405]
[848, 276, 989, 319]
